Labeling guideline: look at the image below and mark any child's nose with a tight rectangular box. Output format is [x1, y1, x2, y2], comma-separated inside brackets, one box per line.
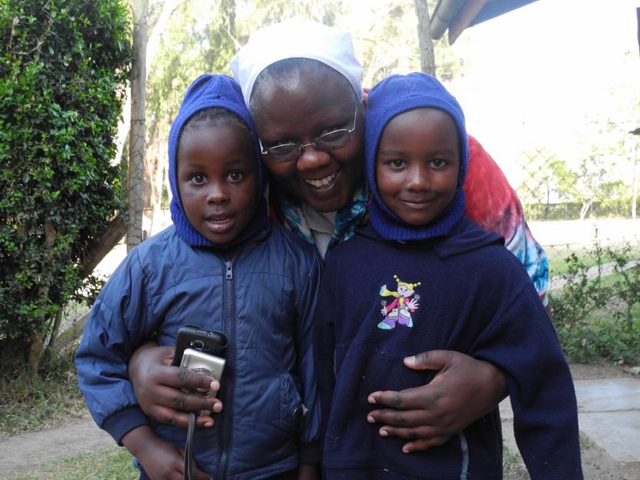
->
[206, 182, 229, 204]
[407, 166, 431, 190]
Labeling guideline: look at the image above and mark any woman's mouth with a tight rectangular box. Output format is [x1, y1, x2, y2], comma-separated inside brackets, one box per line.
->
[303, 171, 339, 189]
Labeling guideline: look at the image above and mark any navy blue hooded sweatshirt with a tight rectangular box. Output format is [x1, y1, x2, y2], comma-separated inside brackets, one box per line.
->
[315, 73, 582, 480]
[76, 75, 322, 479]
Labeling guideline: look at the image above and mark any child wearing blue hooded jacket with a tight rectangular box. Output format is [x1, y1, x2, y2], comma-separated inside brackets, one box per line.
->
[314, 73, 583, 480]
[76, 75, 321, 480]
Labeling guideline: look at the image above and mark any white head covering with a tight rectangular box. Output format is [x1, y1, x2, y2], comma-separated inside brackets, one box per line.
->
[230, 17, 363, 108]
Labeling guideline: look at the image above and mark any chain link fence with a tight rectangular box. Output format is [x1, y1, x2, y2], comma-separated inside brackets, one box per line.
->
[515, 146, 640, 362]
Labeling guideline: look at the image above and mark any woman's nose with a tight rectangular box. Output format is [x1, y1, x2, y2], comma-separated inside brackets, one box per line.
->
[296, 145, 332, 172]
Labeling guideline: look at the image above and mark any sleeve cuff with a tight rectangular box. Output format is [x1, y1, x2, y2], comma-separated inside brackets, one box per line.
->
[299, 440, 321, 464]
[102, 406, 150, 445]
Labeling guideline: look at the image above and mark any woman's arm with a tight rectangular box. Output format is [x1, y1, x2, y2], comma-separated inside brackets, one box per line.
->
[366, 350, 506, 452]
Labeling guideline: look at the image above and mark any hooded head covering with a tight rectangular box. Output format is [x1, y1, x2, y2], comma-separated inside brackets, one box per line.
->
[168, 74, 267, 248]
[230, 17, 363, 107]
[365, 72, 469, 242]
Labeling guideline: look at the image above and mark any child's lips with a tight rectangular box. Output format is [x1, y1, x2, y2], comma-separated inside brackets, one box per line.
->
[205, 214, 234, 232]
[400, 197, 436, 209]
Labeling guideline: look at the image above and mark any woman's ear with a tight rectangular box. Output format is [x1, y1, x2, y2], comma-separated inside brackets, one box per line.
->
[362, 87, 369, 110]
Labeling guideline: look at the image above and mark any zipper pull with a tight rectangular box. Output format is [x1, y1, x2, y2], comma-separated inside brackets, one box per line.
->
[225, 260, 233, 280]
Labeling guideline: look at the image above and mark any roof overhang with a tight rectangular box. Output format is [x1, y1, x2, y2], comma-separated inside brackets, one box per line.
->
[430, 0, 538, 45]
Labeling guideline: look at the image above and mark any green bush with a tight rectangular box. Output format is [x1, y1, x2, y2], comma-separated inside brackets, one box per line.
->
[0, 0, 131, 374]
[549, 241, 640, 364]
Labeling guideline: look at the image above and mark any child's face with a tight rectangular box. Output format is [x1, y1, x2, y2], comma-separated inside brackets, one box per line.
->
[376, 108, 460, 227]
[177, 123, 258, 244]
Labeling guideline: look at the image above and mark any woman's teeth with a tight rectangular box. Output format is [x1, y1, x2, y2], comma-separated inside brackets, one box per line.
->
[304, 171, 338, 188]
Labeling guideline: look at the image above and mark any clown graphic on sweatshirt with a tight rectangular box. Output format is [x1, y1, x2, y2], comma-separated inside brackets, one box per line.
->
[378, 275, 421, 330]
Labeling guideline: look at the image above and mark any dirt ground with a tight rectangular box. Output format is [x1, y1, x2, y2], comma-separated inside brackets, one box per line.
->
[504, 361, 640, 480]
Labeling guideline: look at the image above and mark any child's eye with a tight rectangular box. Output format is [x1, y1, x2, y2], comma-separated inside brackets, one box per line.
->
[387, 159, 406, 169]
[430, 158, 447, 169]
[228, 171, 244, 182]
[191, 173, 206, 184]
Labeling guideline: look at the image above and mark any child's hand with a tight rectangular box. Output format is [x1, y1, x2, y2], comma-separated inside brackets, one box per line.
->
[297, 463, 320, 480]
[122, 426, 212, 480]
[129, 342, 223, 429]
[366, 350, 506, 453]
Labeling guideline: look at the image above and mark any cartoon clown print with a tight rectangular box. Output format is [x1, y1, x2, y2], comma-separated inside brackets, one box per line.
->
[378, 275, 422, 330]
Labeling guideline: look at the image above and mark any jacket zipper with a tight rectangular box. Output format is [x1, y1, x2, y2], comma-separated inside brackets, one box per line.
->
[217, 258, 236, 480]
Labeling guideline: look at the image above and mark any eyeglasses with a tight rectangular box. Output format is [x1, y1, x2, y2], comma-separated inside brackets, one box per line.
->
[258, 102, 358, 163]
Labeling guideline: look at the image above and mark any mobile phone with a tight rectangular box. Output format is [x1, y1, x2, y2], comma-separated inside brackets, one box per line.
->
[172, 325, 227, 396]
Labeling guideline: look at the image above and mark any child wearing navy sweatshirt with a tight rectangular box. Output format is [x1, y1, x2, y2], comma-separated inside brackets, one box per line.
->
[314, 73, 583, 480]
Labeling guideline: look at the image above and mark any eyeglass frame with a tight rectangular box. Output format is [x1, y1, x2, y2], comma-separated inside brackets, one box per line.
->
[258, 100, 359, 163]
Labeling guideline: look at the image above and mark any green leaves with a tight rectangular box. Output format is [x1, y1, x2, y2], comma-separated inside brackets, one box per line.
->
[0, 0, 132, 372]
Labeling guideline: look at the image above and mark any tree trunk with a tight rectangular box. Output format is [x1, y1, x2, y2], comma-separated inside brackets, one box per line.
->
[128, 0, 148, 251]
[81, 214, 127, 278]
[632, 143, 638, 220]
[414, 0, 436, 76]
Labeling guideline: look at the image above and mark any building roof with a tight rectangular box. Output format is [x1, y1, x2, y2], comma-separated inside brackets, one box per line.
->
[430, 0, 538, 45]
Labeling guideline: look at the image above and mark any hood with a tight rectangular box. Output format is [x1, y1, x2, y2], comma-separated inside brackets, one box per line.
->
[168, 74, 268, 248]
[357, 216, 504, 258]
[365, 72, 469, 242]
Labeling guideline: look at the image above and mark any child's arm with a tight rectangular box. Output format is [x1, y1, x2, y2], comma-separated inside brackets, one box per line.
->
[75, 250, 157, 444]
[293, 252, 323, 467]
[312, 258, 341, 463]
[471, 280, 582, 479]
[122, 425, 211, 480]
[296, 463, 320, 480]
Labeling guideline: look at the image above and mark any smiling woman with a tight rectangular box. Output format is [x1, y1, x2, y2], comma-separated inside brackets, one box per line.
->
[250, 60, 365, 213]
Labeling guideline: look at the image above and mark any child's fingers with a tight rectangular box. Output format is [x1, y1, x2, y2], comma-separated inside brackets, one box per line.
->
[177, 447, 213, 480]
[194, 414, 215, 428]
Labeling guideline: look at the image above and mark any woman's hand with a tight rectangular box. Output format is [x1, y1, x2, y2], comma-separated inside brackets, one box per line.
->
[122, 426, 212, 480]
[366, 350, 507, 453]
[128, 342, 223, 429]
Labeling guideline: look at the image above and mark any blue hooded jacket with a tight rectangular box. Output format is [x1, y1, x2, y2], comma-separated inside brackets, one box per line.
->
[76, 74, 322, 479]
[315, 73, 582, 480]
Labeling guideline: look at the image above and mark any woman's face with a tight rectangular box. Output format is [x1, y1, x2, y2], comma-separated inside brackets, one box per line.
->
[251, 70, 365, 213]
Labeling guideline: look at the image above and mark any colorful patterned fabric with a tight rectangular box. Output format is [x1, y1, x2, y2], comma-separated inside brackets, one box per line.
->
[463, 135, 549, 301]
[273, 187, 369, 259]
